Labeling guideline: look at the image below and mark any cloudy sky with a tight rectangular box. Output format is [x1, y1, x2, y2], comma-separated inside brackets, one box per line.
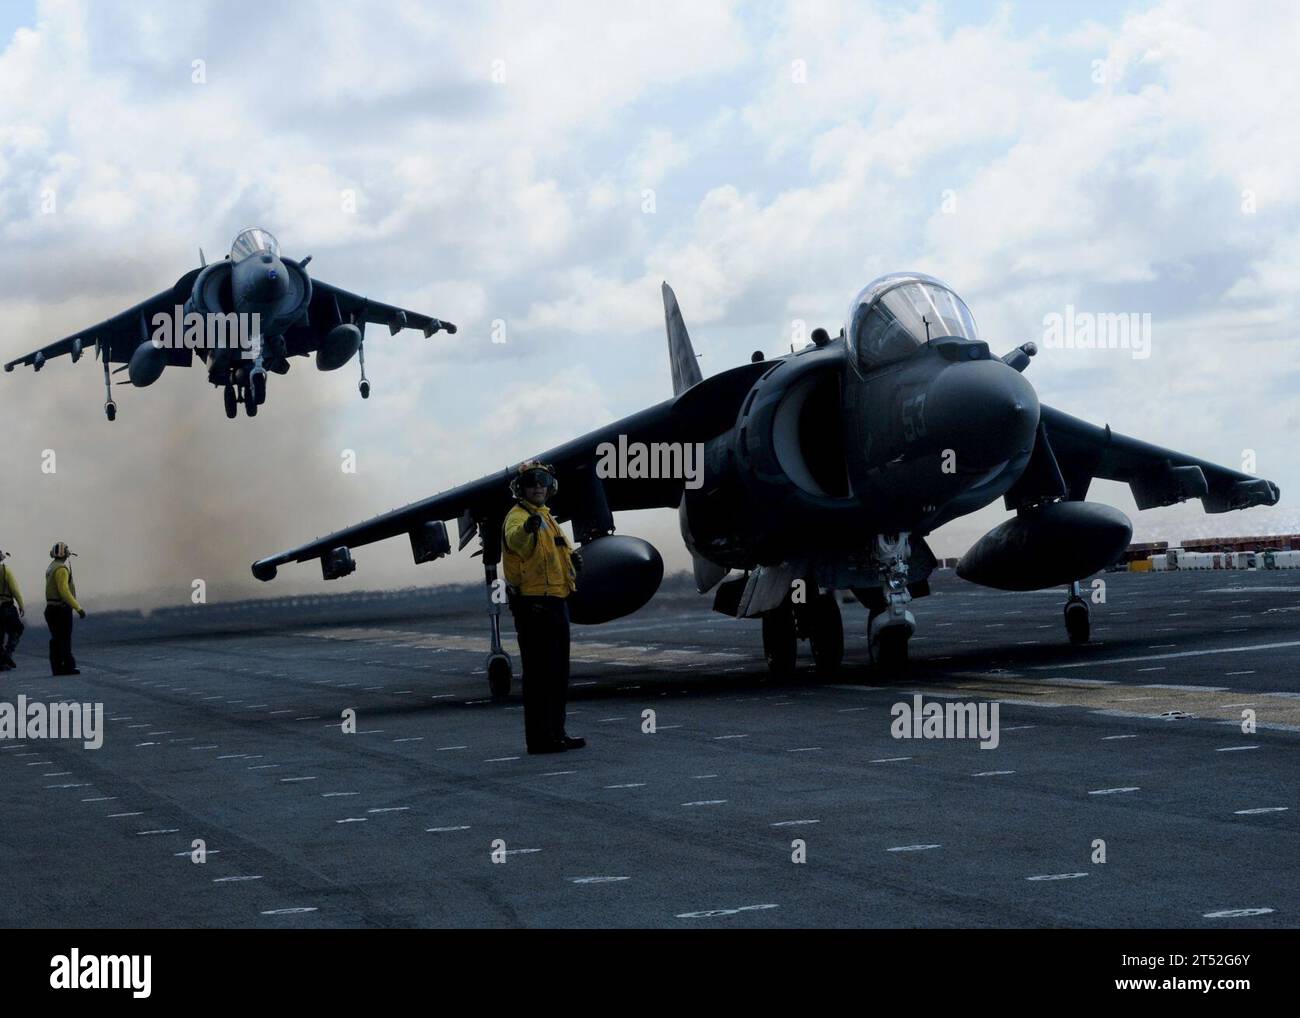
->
[0, 0, 1296, 609]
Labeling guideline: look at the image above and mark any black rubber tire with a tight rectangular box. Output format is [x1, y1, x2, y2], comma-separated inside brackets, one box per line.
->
[1065, 599, 1090, 645]
[359, 379, 371, 399]
[244, 385, 258, 417]
[487, 655, 512, 700]
[223, 386, 237, 419]
[762, 604, 798, 676]
[252, 371, 267, 406]
[105, 402, 117, 422]
[808, 594, 844, 675]
[872, 626, 910, 673]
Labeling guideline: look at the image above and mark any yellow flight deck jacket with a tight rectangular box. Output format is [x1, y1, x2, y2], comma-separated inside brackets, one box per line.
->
[502, 502, 576, 598]
[45, 561, 82, 613]
[0, 564, 22, 612]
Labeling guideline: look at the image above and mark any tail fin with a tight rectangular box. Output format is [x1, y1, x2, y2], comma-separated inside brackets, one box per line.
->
[663, 282, 703, 396]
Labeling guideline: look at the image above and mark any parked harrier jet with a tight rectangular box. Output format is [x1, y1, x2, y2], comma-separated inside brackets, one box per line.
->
[252, 273, 1279, 695]
[4, 227, 456, 420]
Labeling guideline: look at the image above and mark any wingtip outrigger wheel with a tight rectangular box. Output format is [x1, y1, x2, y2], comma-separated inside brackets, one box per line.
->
[1064, 580, 1090, 645]
[487, 652, 512, 701]
[357, 336, 370, 399]
[104, 400, 117, 422]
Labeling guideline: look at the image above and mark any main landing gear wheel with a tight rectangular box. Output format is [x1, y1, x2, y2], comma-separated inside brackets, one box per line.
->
[762, 602, 797, 676]
[243, 383, 258, 417]
[487, 653, 512, 700]
[223, 385, 238, 419]
[804, 593, 843, 676]
[359, 379, 371, 399]
[1064, 597, 1091, 645]
[104, 401, 117, 422]
[251, 370, 267, 406]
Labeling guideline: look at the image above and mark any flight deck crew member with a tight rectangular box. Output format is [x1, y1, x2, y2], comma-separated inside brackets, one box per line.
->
[45, 542, 84, 676]
[502, 461, 586, 755]
[0, 550, 24, 671]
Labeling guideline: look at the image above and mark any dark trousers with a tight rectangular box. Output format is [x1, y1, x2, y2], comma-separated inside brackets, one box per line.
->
[511, 595, 571, 749]
[0, 603, 22, 660]
[44, 603, 76, 675]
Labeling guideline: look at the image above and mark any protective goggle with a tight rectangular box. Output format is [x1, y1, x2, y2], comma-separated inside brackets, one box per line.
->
[522, 470, 555, 488]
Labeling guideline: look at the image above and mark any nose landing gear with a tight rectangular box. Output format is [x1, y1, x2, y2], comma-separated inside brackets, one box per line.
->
[868, 534, 916, 673]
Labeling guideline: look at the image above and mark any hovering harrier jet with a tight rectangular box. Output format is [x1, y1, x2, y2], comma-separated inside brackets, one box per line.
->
[4, 227, 456, 420]
[252, 274, 1279, 696]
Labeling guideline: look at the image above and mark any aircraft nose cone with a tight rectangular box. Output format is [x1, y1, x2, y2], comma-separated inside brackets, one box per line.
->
[925, 359, 1039, 470]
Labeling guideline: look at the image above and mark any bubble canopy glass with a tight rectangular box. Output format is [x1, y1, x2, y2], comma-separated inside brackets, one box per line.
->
[230, 228, 280, 263]
[845, 273, 979, 373]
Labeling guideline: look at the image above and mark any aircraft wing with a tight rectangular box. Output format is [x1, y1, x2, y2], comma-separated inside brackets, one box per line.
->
[310, 279, 457, 338]
[251, 398, 685, 581]
[1039, 404, 1281, 513]
[4, 272, 201, 374]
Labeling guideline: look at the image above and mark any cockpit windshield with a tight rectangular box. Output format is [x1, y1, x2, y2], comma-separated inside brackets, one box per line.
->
[845, 273, 978, 374]
[230, 228, 280, 263]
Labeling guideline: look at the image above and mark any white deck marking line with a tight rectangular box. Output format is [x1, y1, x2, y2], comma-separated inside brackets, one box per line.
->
[436, 746, 467, 751]
[972, 770, 1015, 776]
[1234, 807, 1288, 815]
[503, 848, 541, 855]
[604, 783, 646, 789]
[543, 771, 576, 776]
[1102, 735, 1138, 740]
[887, 844, 940, 852]
[485, 756, 519, 762]
[367, 807, 410, 814]
[1027, 873, 1088, 881]
[214, 875, 263, 882]
[106, 812, 143, 818]
[47, 783, 89, 788]
[1089, 787, 1139, 795]
[570, 876, 630, 884]
[280, 776, 318, 782]
[336, 818, 367, 823]
[771, 819, 820, 827]
[262, 907, 319, 915]
[427, 826, 470, 832]
[787, 747, 822, 753]
[1203, 908, 1274, 918]
[136, 829, 179, 835]
[82, 797, 116, 802]
[321, 792, 358, 797]
[1217, 746, 1258, 752]
[870, 756, 912, 763]
[682, 800, 728, 806]
[1039, 640, 1300, 669]
[392, 737, 424, 743]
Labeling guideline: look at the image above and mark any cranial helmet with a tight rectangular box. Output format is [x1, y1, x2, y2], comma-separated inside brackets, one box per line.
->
[50, 542, 76, 560]
[510, 460, 559, 500]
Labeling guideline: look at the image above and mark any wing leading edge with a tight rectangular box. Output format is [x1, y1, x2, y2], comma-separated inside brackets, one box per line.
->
[1039, 404, 1280, 513]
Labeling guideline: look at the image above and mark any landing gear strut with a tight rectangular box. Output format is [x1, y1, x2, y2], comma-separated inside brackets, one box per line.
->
[868, 533, 915, 673]
[358, 340, 370, 399]
[101, 348, 117, 421]
[1064, 580, 1090, 645]
[483, 558, 513, 700]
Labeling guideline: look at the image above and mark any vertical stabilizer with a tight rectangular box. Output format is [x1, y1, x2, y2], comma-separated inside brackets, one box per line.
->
[663, 282, 703, 396]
